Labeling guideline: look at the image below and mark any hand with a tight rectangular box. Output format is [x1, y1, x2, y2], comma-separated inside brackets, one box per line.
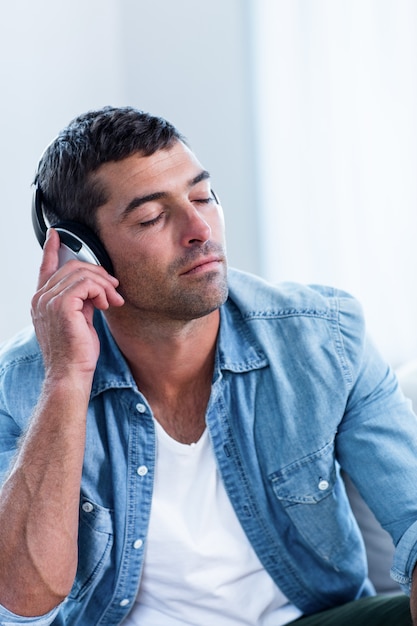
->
[31, 228, 124, 378]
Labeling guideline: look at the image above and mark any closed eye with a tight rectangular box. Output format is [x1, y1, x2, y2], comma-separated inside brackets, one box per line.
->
[192, 197, 214, 205]
[139, 193, 215, 227]
[140, 213, 165, 227]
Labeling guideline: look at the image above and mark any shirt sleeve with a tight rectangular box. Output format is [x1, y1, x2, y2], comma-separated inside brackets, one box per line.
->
[334, 290, 417, 594]
[0, 409, 21, 484]
[391, 519, 417, 593]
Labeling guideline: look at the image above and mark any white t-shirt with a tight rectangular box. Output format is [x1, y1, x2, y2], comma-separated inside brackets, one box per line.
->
[122, 420, 302, 626]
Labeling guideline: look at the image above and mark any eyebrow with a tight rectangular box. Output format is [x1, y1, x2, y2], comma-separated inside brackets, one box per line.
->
[120, 169, 211, 220]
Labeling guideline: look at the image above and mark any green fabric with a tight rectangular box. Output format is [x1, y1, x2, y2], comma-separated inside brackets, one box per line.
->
[291, 595, 411, 626]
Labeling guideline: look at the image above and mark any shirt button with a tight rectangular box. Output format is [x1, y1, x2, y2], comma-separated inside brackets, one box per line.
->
[136, 403, 146, 413]
[119, 598, 130, 607]
[318, 479, 329, 491]
[137, 465, 148, 476]
[133, 539, 143, 549]
[82, 501, 94, 513]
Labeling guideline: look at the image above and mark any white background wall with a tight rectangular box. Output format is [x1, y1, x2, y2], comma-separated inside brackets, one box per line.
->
[0, 0, 259, 343]
[252, 0, 417, 367]
[1, 0, 416, 369]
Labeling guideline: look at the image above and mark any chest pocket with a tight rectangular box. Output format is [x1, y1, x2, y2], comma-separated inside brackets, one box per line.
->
[69, 495, 114, 601]
[269, 439, 357, 565]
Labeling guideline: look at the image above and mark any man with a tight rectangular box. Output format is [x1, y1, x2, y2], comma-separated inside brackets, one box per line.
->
[0, 105, 416, 625]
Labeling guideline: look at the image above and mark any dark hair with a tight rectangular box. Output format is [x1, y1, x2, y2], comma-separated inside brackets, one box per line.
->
[34, 105, 187, 231]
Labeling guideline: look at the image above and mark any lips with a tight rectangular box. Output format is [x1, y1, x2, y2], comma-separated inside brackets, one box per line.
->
[181, 256, 222, 275]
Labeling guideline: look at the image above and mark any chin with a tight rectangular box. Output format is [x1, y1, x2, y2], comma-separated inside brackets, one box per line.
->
[173, 283, 229, 321]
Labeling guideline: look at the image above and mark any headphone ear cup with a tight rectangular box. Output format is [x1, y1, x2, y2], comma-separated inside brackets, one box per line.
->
[31, 184, 114, 274]
[52, 220, 114, 275]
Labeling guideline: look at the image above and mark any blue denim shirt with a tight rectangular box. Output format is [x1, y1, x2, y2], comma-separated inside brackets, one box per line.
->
[1, 268, 417, 625]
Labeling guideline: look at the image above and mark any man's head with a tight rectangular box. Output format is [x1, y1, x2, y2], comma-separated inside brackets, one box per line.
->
[35, 106, 229, 323]
[35, 105, 186, 232]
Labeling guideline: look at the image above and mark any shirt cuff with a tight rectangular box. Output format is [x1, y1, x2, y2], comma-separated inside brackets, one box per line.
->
[391, 518, 417, 594]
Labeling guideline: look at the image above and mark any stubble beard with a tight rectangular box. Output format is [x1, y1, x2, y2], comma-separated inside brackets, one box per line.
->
[118, 242, 229, 323]
[167, 271, 229, 321]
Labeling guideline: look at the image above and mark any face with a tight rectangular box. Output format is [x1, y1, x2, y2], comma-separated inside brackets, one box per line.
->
[95, 141, 228, 323]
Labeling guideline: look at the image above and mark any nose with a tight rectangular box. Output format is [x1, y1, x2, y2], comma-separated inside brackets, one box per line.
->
[179, 204, 212, 247]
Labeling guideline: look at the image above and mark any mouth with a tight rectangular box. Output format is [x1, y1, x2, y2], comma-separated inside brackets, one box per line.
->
[180, 256, 223, 276]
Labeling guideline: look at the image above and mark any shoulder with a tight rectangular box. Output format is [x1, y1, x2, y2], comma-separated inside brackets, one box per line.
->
[0, 326, 42, 373]
[227, 268, 364, 322]
[225, 269, 368, 388]
[0, 327, 44, 423]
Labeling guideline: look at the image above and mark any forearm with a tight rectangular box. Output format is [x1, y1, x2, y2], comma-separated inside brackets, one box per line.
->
[0, 228, 124, 618]
[0, 375, 91, 617]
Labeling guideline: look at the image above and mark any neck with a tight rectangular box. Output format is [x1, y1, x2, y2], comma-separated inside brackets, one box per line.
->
[105, 310, 220, 443]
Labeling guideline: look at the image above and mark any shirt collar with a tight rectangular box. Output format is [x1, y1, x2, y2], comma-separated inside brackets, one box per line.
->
[90, 292, 268, 398]
[216, 298, 268, 373]
[91, 312, 137, 398]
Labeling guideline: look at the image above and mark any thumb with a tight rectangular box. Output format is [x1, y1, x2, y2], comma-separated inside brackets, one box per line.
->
[36, 228, 60, 290]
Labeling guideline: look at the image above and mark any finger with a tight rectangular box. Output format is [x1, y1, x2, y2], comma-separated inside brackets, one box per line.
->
[65, 276, 124, 311]
[36, 267, 124, 315]
[36, 228, 60, 290]
[63, 274, 124, 311]
[36, 240, 121, 298]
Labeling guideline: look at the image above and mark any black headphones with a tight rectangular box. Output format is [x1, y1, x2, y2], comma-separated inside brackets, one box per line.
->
[31, 183, 114, 275]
